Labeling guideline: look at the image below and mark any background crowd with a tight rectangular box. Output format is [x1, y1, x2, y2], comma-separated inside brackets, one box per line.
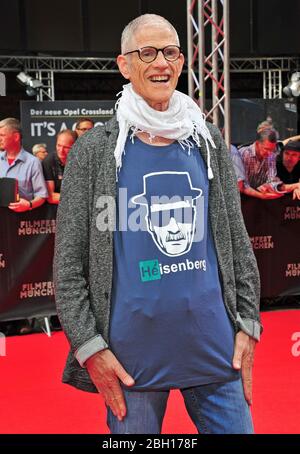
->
[0, 114, 299, 335]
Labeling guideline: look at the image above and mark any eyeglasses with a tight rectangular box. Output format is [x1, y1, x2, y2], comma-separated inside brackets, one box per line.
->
[123, 45, 181, 63]
[150, 207, 193, 227]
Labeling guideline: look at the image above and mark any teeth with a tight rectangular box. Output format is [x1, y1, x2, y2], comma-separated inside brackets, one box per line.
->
[150, 76, 169, 82]
[167, 232, 185, 242]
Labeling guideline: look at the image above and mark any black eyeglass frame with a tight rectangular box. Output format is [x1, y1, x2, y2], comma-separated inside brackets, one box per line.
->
[123, 45, 182, 63]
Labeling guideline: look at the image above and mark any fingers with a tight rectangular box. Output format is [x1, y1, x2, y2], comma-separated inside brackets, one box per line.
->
[86, 349, 135, 422]
[103, 377, 127, 421]
[242, 338, 256, 405]
[232, 331, 249, 370]
[114, 361, 135, 387]
[241, 353, 253, 405]
[293, 190, 300, 200]
[233, 333, 256, 405]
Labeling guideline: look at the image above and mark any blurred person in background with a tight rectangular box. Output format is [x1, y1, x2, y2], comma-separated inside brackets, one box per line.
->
[42, 129, 77, 204]
[32, 143, 48, 161]
[0, 117, 48, 212]
[75, 117, 94, 137]
[232, 128, 284, 199]
[276, 140, 300, 200]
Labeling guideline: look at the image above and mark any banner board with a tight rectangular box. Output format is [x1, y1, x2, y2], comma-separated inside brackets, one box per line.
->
[20, 100, 115, 153]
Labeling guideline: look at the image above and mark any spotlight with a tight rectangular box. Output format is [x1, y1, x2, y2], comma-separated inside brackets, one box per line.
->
[283, 72, 300, 97]
[16, 71, 44, 97]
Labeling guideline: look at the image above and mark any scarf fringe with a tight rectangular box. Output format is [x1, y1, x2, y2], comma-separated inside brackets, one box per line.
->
[114, 84, 216, 180]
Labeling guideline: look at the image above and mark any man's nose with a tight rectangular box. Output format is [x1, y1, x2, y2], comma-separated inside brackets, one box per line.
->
[153, 51, 169, 67]
[168, 217, 180, 233]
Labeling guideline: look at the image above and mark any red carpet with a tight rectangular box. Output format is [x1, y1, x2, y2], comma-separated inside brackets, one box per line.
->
[0, 310, 299, 434]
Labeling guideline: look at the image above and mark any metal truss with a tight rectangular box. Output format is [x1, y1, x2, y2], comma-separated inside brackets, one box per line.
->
[1, 54, 299, 75]
[0, 55, 119, 101]
[231, 57, 300, 100]
[187, 0, 231, 145]
[229, 56, 300, 73]
[1, 53, 300, 103]
[0, 55, 118, 73]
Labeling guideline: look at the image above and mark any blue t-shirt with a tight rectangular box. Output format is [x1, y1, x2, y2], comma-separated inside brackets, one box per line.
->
[110, 136, 238, 390]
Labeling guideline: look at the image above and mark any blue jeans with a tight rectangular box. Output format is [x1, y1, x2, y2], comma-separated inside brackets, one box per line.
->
[107, 378, 254, 434]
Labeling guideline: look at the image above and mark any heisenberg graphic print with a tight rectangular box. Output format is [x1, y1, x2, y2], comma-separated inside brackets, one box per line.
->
[109, 136, 238, 390]
[131, 171, 203, 257]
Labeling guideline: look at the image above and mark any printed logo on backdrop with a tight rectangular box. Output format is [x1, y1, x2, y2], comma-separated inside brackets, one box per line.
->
[284, 206, 300, 220]
[20, 100, 115, 153]
[18, 219, 56, 236]
[250, 235, 274, 250]
[285, 263, 300, 278]
[20, 282, 54, 299]
[0, 253, 6, 269]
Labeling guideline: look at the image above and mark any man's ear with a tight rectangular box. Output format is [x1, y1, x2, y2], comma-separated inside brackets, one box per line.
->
[13, 131, 21, 144]
[177, 53, 185, 77]
[117, 54, 131, 80]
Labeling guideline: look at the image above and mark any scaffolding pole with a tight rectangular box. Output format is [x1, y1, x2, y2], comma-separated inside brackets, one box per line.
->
[187, 0, 231, 146]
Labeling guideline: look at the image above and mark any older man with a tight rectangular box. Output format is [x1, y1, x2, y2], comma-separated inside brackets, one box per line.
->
[32, 143, 48, 161]
[54, 14, 261, 434]
[42, 129, 77, 204]
[232, 128, 285, 199]
[0, 117, 48, 211]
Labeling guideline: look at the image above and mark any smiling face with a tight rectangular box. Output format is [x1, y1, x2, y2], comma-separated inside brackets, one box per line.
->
[117, 25, 184, 111]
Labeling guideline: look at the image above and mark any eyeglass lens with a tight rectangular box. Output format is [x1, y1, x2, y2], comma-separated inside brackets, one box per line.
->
[151, 207, 193, 227]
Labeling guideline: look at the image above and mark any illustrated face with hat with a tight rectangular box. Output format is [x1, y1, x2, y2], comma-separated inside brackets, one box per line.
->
[131, 171, 202, 257]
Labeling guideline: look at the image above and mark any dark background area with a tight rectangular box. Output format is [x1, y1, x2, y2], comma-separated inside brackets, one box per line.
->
[1, 0, 300, 130]
[1, 0, 300, 56]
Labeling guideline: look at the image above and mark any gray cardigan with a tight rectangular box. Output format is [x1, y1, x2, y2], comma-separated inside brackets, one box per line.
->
[54, 116, 261, 393]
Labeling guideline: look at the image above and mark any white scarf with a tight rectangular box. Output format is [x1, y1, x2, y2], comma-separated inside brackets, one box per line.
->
[114, 83, 215, 180]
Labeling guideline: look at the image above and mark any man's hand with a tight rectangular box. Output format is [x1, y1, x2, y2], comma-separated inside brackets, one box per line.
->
[232, 331, 256, 405]
[8, 198, 30, 212]
[293, 187, 300, 200]
[259, 192, 284, 199]
[256, 183, 285, 199]
[85, 349, 135, 422]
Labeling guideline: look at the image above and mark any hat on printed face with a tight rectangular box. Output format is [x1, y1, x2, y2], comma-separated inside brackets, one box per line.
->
[131, 172, 202, 207]
[283, 140, 300, 152]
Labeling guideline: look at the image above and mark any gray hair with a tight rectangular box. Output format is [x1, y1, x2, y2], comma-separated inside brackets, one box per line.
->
[0, 117, 22, 133]
[0, 117, 22, 140]
[121, 14, 180, 54]
[57, 129, 78, 142]
[32, 143, 47, 155]
[256, 128, 277, 143]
